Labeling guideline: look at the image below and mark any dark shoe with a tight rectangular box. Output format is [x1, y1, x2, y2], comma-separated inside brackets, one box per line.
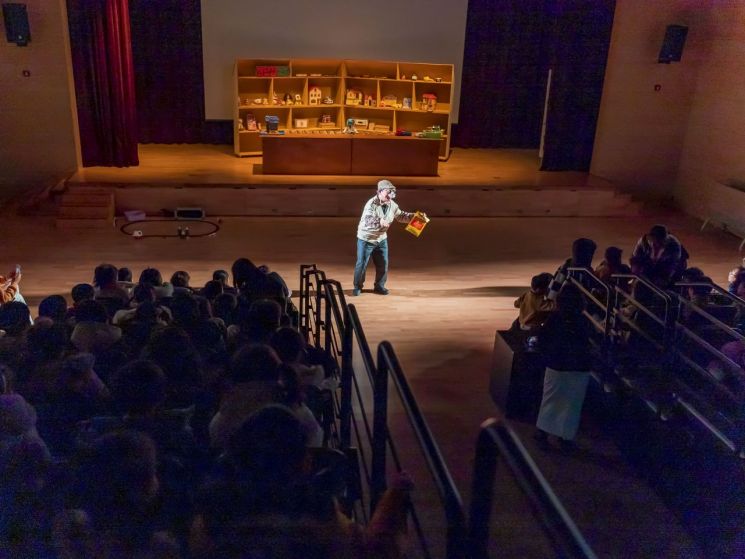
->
[352, 288, 361, 296]
[373, 286, 389, 295]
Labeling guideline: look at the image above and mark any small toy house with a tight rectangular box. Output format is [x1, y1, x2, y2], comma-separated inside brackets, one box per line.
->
[309, 86, 322, 105]
[345, 89, 363, 106]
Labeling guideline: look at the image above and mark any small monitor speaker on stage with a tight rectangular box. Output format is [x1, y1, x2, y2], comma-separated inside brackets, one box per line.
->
[658, 24, 687, 63]
[2, 3, 30, 46]
[175, 207, 205, 220]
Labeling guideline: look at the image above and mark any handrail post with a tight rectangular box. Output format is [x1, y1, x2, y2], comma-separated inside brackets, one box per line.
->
[314, 275, 323, 348]
[370, 346, 388, 516]
[340, 305, 353, 449]
[324, 285, 332, 355]
[468, 421, 499, 559]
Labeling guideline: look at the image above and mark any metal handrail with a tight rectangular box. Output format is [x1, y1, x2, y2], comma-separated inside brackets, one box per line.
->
[469, 417, 597, 559]
[375, 341, 468, 559]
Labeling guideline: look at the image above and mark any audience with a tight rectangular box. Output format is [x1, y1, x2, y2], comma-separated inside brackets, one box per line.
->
[512, 272, 554, 332]
[631, 224, 688, 287]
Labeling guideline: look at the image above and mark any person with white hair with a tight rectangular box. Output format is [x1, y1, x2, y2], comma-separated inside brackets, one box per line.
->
[353, 179, 422, 296]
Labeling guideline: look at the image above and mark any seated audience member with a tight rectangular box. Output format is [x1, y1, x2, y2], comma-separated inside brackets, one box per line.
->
[201, 279, 224, 302]
[270, 327, 326, 386]
[171, 270, 193, 295]
[547, 238, 597, 301]
[631, 224, 689, 286]
[37, 295, 68, 325]
[0, 265, 23, 305]
[209, 344, 281, 450]
[0, 301, 32, 339]
[66, 283, 95, 323]
[92, 263, 130, 308]
[594, 246, 631, 287]
[57, 430, 180, 558]
[229, 298, 283, 347]
[212, 269, 237, 295]
[212, 292, 237, 326]
[0, 383, 53, 557]
[259, 264, 291, 299]
[16, 322, 68, 403]
[231, 258, 286, 305]
[142, 326, 205, 408]
[112, 283, 171, 327]
[41, 352, 110, 454]
[139, 267, 174, 301]
[193, 406, 412, 559]
[169, 292, 226, 366]
[728, 259, 745, 294]
[117, 266, 135, 293]
[276, 364, 324, 447]
[513, 273, 554, 332]
[70, 300, 122, 353]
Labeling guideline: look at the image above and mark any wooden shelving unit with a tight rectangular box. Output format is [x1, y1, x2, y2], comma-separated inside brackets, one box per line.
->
[234, 58, 454, 160]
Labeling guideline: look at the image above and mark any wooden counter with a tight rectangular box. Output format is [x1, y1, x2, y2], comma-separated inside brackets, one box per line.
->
[261, 134, 440, 176]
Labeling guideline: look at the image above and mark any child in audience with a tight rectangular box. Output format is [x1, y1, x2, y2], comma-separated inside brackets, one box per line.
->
[513, 273, 554, 332]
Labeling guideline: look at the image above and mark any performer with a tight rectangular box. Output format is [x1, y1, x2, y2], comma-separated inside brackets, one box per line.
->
[353, 180, 424, 296]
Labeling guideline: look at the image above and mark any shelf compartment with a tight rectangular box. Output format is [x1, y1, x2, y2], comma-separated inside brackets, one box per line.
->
[270, 77, 306, 105]
[307, 77, 342, 105]
[414, 82, 452, 113]
[292, 106, 342, 129]
[238, 107, 291, 130]
[344, 106, 394, 133]
[344, 78, 378, 106]
[398, 62, 453, 83]
[345, 59, 397, 79]
[379, 81, 415, 109]
[237, 77, 272, 105]
[291, 58, 343, 77]
[394, 111, 449, 135]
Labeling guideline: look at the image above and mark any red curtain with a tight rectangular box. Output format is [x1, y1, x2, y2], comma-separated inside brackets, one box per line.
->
[68, 0, 139, 167]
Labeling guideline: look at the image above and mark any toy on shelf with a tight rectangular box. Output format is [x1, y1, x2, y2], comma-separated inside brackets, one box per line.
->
[322, 96, 335, 105]
[346, 89, 363, 106]
[318, 114, 335, 128]
[411, 73, 418, 80]
[422, 93, 437, 112]
[309, 86, 322, 105]
[237, 117, 245, 131]
[294, 93, 302, 104]
[343, 118, 357, 134]
[283, 93, 293, 105]
[380, 95, 398, 108]
[265, 115, 280, 133]
[402, 97, 412, 109]
[246, 114, 258, 131]
[272, 93, 280, 105]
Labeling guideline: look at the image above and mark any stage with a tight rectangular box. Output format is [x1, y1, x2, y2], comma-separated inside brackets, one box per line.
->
[59, 144, 639, 221]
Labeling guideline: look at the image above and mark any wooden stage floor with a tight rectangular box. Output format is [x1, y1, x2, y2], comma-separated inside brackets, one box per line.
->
[68, 144, 615, 189]
[3, 206, 738, 556]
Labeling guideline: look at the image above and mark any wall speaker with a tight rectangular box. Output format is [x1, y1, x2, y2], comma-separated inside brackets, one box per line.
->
[175, 207, 205, 219]
[658, 24, 688, 63]
[2, 3, 30, 46]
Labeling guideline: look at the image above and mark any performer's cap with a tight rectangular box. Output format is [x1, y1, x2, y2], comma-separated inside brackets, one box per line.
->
[377, 179, 396, 198]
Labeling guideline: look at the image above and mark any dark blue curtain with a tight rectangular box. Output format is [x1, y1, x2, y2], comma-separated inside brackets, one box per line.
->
[455, 0, 615, 171]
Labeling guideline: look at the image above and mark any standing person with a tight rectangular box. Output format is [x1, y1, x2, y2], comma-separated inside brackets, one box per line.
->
[631, 224, 689, 287]
[353, 180, 423, 296]
[534, 284, 593, 451]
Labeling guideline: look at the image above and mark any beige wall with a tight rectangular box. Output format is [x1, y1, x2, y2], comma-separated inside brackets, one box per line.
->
[0, 0, 79, 192]
[674, 2, 745, 224]
[590, 0, 710, 199]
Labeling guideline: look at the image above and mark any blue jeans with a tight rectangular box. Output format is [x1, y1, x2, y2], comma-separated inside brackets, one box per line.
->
[353, 238, 388, 291]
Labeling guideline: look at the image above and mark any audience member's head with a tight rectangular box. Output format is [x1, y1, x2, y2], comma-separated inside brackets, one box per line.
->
[230, 344, 280, 384]
[213, 292, 237, 324]
[38, 295, 68, 323]
[530, 272, 553, 296]
[271, 327, 307, 364]
[0, 302, 31, 337]
[231, 258, 259, 290]
[132, 283, 156, 304]
[58, 352, 97, 394]
[227, 405, 306, 482]
[139, 268, 164, 287]
[646, 224, 668, 249]
[71, 283, 95, 305]
[202, 280, 224, 301]
[604, 246, 623, 266]
[170, 292, 200, 326]
[93, 264, 118, 289]
[25, 321, 68, 362]
[117, 267, 133, 283]
[681, 267, 706, 283]
[170, 270, 191, 289]
[112, 360, 166, 415]
[213, 269, 230, 286]
[76, 430, 159, 524]
[74, 300, 109, 324]
[571, 238, 597, 269]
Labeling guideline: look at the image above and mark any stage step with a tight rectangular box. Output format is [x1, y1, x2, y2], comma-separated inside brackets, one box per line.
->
[56, 188, 114, 228]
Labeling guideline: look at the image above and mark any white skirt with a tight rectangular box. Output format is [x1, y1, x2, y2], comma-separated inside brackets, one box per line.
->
[536, 367, 590, 440]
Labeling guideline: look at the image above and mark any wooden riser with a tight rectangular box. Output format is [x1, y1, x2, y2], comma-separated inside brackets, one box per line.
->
[55, 218, 114, 229]
[102, 185, 640, 217]
[56, 190, 114, 228]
